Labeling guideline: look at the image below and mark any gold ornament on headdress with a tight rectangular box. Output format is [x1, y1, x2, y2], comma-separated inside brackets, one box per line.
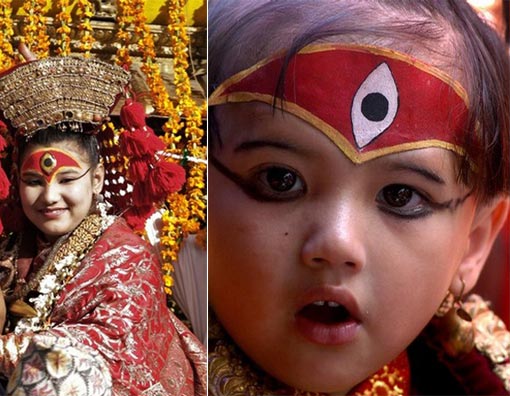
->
[0, 56, 130, 138]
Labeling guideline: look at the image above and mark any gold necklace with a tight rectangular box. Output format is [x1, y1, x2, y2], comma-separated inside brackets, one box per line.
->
[5, 213, 114, 332]
[209, 314, 409, 396]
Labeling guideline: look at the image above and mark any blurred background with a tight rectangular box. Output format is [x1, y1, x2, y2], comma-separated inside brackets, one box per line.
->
[468, 0, 510, 327]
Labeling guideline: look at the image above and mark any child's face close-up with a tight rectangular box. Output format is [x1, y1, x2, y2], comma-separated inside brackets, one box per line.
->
[209, 102, 482, 393]
[19, 142, 104, 242]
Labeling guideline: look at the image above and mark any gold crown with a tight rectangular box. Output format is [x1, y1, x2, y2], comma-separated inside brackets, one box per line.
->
[0, 57, 130, 138]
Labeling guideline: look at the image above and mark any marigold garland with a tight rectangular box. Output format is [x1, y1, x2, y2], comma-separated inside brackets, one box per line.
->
[122, 0, 179, 118]
[156, 0, 206, 296]
[76, 0, 95, 56]
[114, 0, 135, 68]
[55, 0, 72, 56]
[0, 0, 15, 71]
[22, 0, 50, 58]
[118, 0, 206, 296]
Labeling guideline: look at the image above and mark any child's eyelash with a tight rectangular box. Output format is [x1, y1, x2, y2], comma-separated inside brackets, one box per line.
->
[211, 156, 472, 217]
[210, 156, 304, 202]
[380, 190, 472, 221]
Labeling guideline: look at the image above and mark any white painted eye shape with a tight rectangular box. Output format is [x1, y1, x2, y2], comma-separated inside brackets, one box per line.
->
[351, 63, 399, 148]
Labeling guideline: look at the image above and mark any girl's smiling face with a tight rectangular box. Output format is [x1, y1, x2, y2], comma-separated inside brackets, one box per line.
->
[209, 102, 482, 393]
[19, 142, 104, 242]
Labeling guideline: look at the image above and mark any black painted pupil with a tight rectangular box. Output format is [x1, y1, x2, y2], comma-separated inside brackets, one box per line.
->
[43, 158, 54, 167]
[384, 185, 412, 207]
[361, 92, 389, 122]
[267, 168, 296, 192]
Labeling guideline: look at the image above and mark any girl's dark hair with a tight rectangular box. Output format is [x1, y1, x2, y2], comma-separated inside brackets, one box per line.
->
[17, 123, 100, 166]
[209, 0, 510, 202]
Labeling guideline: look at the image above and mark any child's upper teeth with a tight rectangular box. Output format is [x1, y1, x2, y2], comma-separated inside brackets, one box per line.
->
[312, 301, 340, 307]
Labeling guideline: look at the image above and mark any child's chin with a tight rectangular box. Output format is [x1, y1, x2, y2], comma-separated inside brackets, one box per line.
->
[271, 367, 359, 395]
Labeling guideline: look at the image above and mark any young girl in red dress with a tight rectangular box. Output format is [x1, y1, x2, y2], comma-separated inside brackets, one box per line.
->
[0, 52, 206, 395]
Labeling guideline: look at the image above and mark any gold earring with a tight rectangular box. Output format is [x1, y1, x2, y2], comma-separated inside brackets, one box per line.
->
[435, 290, 455, 317]
[454, 278, 473, 322]
[433, 278, 475, 357]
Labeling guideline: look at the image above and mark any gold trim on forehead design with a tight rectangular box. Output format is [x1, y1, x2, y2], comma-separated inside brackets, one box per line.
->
[0, 57, 130, 138]
[210, 43, 470, 164]
[21, 148, 83, 184]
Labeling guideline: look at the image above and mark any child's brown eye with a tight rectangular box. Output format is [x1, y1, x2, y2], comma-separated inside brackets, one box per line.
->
[376, 184, 433, 219]
[209, 156, 306, 202]
[244, 165, 305, 202]
[266, 167, 297, 192]
[382, 185, 413, 207]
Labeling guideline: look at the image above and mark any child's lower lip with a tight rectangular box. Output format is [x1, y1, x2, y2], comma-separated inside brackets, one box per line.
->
[40, 209, 66, 218]
[294, 315, 360, 345]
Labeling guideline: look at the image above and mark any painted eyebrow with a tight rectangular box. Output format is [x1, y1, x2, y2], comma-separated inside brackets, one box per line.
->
[56, 169, 83, 175]
[387, 161, 446, 185]
[21, 168, 89, 179]
[20, 171, 43, 177]
[234, 139, 305, 155]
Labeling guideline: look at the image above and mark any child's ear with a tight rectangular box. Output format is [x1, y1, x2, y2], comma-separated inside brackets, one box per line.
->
[92, 163, 105, 194]
[450, 196, 509, 296]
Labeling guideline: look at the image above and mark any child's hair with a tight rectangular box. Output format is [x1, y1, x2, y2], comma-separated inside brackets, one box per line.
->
[17, 124, 100, 167]
[209, 0, 510, 202]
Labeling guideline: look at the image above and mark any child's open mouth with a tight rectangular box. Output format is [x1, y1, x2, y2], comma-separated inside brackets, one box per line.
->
[294, 289, 362, 345]
[297, 301, 351, 325]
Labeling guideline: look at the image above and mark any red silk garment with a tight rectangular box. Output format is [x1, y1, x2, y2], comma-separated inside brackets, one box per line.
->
[0, 218, 206, 395]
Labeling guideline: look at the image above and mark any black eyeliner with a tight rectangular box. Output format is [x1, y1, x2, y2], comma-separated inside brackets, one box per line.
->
[210, 156, 266, 200]
[65, 167, 92, 181]
[210, 156, 304, 202]
[377, 205, 433, 220]
[378, 191, 472, 220]
[429, 191, 472, 212]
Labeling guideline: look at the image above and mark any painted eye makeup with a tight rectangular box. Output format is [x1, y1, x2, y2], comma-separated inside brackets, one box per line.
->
[57, 168, 90, 184]
[376, 184, 434, 219]
[21, 168, 91, 187]
[376, 183, 471, 219]
[211, 156, 306, 202]
[20, 177, 44, 187]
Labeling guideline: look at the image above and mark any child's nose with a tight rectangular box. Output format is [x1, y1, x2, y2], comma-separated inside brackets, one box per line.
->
[40, 182, 60, 204]
[300, 198, 366, 272]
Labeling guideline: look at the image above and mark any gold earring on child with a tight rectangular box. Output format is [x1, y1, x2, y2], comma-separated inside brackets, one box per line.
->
[434, 278, 475, 357]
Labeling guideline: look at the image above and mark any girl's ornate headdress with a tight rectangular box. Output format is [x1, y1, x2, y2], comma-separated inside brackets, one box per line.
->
[0, 57, 129, 138]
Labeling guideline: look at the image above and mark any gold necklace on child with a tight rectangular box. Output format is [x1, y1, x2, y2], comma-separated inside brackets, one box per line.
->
[4, 213, 115, 333]
[208, 314, 409, 396]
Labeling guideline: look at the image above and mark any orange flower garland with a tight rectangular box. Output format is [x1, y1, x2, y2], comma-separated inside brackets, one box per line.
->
[0, 0, 15, 71]
[119, 0, 206, 295]
[55, 0, 72, 56]
[114, 0, 134, 68]
[158, 0, 206, 295]
[22, 0, 50, 58]
[76, 0, 95, 56]
[131, 0, 177, 116]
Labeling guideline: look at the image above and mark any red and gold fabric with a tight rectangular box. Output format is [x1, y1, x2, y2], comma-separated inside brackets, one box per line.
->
[0, 218, 206, 395]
